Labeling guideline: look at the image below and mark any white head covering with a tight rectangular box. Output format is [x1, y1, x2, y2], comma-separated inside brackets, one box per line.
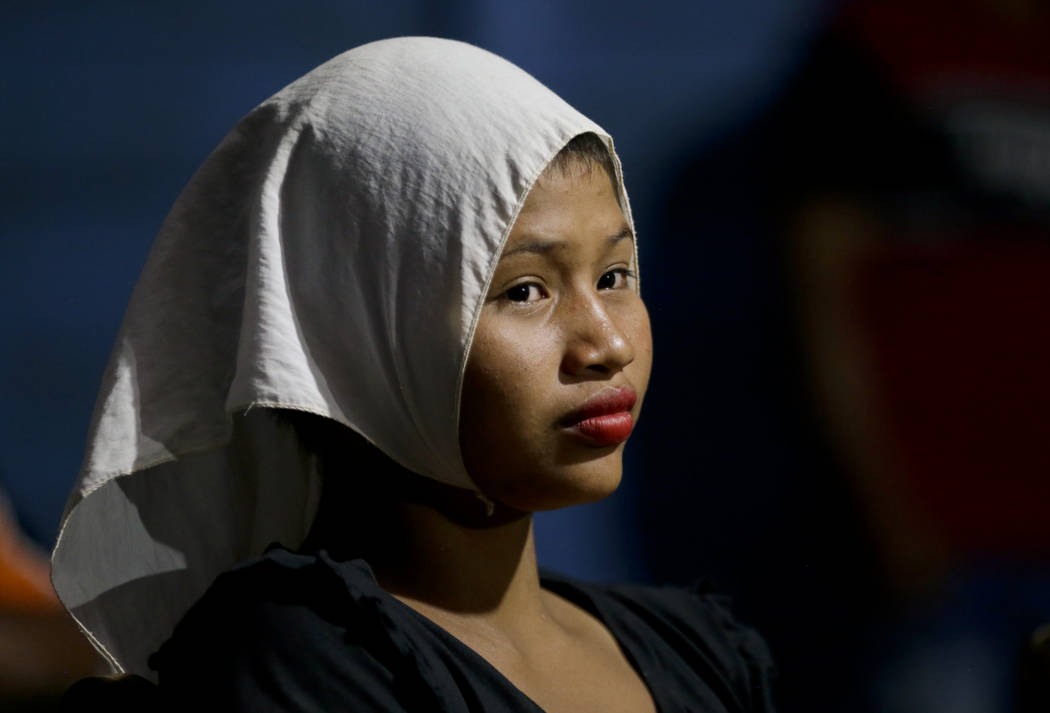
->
[50, 37, 635, 679]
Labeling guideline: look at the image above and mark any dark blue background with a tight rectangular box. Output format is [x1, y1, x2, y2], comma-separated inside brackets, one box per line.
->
[1, 0, 827, 571]
[13, 4, 1050, 713]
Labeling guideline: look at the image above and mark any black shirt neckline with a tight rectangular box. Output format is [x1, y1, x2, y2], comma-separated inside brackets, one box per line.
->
[357, 563, 667, 713]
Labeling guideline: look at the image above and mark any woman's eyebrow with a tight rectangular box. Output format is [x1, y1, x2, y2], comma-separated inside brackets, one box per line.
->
[501, 226, 634, 259]
[605, 226, 635, 249]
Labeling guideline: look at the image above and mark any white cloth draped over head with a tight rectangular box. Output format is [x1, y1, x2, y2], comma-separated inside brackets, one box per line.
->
[50, 37, 635, 679]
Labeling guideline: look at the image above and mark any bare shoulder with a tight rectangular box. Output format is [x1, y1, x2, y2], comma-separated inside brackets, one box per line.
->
[541, 588, 621, 651]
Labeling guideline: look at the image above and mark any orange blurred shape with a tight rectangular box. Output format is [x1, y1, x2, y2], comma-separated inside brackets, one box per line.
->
[0, 496, 61, 613]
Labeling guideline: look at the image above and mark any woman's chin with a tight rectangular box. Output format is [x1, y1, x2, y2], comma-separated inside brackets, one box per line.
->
[494, 460, 625, 513]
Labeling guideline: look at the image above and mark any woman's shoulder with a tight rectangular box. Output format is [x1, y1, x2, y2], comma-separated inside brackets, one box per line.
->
[604, 578, 774, 658]
[150, 546, 414, 711]
[157, 544, 377, 619]
[542, 573, 777, 712]
[152, 546, 379, 661]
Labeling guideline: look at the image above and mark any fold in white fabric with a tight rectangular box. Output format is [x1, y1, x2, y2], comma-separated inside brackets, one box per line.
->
[50, 37, 635, 679]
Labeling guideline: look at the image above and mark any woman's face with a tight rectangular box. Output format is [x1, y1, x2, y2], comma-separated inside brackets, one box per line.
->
[459, 160, 652, 512]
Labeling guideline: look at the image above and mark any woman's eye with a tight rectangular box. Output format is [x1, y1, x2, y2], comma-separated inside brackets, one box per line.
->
[505, 283, 545, 303]
[597, 268, 632, 290]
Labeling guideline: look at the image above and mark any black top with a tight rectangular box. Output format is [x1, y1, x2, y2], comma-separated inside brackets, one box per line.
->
[150, 547, 776, 712]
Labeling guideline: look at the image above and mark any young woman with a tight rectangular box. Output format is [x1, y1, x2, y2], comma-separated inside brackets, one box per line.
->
[52, 37, 775, 711]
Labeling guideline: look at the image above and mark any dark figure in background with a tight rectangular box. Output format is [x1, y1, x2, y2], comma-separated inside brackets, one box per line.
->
[649, 0, 1050, 711]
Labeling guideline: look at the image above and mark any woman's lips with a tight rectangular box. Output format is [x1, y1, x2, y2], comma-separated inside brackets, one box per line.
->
[560, 386, 637, 447]
[571, 412, 634, 446]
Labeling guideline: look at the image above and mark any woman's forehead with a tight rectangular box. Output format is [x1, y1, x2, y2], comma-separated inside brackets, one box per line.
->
[499, 226, 634, 263]
[503, 167, 630, 254]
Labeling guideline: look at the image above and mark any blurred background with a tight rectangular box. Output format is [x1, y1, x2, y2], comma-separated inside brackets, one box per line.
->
[2, 0, 1049, 710]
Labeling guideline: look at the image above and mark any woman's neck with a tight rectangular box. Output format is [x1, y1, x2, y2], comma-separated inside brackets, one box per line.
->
[366, 500, 550, 639]
[304, 437, 555, 643]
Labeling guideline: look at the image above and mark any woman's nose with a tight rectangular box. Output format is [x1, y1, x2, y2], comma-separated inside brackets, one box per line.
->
[560, 293, 635, 376]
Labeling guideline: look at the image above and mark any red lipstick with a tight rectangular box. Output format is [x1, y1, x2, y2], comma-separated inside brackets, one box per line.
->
[560, 386, 637, 447]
